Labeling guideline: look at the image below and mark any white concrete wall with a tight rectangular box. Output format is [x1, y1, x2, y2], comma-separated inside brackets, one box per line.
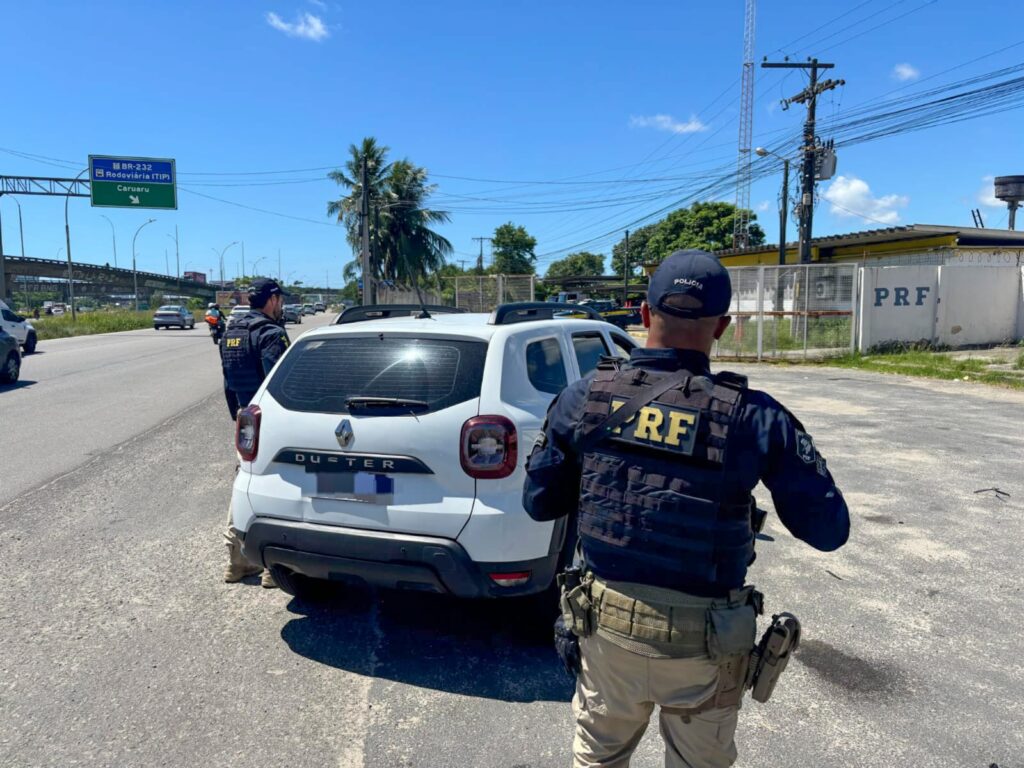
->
[935, 266, 1021, 346]
[858, 266, 939, 351]
[1018, 267, 1024, 339]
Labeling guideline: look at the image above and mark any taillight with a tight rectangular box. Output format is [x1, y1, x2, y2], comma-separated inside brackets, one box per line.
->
[488, 571, 531, 588]
[460, 415, 517, 479]
[236, 405, 262, 461]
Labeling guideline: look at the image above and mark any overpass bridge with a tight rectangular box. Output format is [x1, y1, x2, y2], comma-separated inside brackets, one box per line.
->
[2, 256, 216, 304]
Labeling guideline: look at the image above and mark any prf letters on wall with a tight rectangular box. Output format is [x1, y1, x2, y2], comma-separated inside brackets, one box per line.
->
[874, 286, 931, 307]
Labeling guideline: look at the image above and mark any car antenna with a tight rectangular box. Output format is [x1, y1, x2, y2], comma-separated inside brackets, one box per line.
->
[416, 291, 433, 320]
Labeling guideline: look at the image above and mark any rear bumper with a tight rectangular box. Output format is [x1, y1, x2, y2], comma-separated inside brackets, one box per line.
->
[240, 518, 559, 598]
[153, 317, 189, 326]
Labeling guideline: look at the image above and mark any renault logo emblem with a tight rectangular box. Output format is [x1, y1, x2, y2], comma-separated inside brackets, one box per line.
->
[335, 419, 354, 448]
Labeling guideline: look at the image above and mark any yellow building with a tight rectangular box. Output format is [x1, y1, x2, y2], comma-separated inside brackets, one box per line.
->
[641, 224, 1024, 275]
[713, 223, 1024, 268]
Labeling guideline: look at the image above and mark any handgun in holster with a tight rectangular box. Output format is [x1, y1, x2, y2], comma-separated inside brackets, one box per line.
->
[557, 566, 594, 638]
[746, 612, 801, 703]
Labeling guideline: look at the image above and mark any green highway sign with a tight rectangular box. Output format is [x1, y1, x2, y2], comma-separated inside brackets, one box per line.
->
[89, 155, 177, 210]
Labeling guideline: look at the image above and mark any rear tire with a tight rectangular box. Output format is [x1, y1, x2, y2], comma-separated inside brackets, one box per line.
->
[270, 565, 336, 602]
[0, 352, 20, 384]
[23, 332, 37, 355]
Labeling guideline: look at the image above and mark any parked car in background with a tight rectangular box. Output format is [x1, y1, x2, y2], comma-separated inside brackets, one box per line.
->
[153, 305, 196, 330]
[0, 300, 38, 354]
[227, 305, 251, 327]
[283, 304, 303, 324]
[314, 302, 326, 313]
[0, 327, 21, 384]
[301, 304, 315, 316]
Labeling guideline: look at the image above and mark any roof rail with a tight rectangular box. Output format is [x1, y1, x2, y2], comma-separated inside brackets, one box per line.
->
[334, 304, 467, 325]
[489, 301, 605, 325]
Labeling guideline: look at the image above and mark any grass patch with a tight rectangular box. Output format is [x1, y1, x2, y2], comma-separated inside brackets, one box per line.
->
[1015, 351, 1024, 370]
[30, 310, 198, 341]
[821, 350, 1024, 390]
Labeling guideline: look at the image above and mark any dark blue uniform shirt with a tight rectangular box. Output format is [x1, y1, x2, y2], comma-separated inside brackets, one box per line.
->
[221, 310, 290, 419]
[523, 347, 850, 578]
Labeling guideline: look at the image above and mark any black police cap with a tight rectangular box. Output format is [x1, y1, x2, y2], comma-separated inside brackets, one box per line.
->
[248, 278, 284, 303]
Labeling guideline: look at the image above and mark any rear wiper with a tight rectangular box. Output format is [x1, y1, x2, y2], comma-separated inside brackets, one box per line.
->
[346, 396, 429, 411]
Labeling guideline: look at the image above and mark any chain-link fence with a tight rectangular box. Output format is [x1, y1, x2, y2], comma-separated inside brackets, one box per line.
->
[712, 264, 857, 360]
[376, 283, 442, 305]
[438, 275, 537, 312]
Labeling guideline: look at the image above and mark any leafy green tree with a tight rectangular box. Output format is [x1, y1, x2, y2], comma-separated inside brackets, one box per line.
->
[492, 222, 537, 275]
[610, 223, 658, 278]
[645, 202, 764, 264]
[378, 160, 453, 302]
[545, 251, 605, 280]
[327, 136, 392, 270]
[328, 139, 451, 299]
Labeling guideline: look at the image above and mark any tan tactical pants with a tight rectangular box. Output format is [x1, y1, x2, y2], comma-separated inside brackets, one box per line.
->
[572, 632, 739, 768]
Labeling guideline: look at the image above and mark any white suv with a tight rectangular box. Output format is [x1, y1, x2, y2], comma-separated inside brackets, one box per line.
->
[232, 303, 637, 599]
[0, 300, 38, 354]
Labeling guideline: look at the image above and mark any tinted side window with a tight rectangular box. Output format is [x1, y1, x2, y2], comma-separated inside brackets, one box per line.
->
[572, 333, 610, 376]
[610, 333, 637, 359]
[526, 338, 568, 395]
[2, 309, 18, 322]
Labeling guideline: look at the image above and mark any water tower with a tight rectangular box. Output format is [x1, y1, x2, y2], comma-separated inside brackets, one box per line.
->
[993, 176, 1024, 230]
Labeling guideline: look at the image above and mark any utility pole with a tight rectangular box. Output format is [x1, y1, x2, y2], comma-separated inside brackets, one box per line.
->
[241, 241, 245, 278]
[761, 58, 844, 263]
[359, 158, 372, 304]
[277, 248, 281, 282]
[472, 237, 492, 272]
[622, 229, 630, 305]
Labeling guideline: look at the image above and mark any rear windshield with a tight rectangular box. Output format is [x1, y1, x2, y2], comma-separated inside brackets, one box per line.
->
[267, 335, 488, 414]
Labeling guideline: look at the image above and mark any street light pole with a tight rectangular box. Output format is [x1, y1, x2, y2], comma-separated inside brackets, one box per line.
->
[755, 148, 792, 266]
[9, 196, 25, 257]
[64, 168, 89, 321]
[168, 227, 180, 296]
[252, 257, 265, 277]
[132, 218, 157, 311]
[215, 241, 239, 286]
[100, 215, 118, 268]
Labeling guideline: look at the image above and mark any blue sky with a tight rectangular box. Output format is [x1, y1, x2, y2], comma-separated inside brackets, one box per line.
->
[2, 0, 1023, 286]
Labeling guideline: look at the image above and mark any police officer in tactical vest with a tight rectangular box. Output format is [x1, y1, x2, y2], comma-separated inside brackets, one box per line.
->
[221, 278, 291, 587]
[524, 250, 850, 768]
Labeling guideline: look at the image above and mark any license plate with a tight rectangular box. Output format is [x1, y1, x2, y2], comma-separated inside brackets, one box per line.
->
[315, 472, 394, 503]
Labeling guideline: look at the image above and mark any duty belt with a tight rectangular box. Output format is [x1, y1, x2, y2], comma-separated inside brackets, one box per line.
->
[589, 579, 762, 658]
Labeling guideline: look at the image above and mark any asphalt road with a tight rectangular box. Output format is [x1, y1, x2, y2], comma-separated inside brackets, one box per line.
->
[0, 313, 334, 502]
[1, 333, 1022, 767]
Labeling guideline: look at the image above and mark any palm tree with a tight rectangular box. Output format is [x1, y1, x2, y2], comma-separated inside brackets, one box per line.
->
[378, 160, 453, 302]
[326, 137, 391, 262]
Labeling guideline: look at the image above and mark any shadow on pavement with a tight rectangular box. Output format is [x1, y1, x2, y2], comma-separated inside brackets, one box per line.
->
[280, 583, 574, 704]
[0, 379, 37, 391]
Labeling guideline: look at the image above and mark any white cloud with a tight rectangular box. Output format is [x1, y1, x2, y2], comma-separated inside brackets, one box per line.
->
[892, 63, 920, 82]
[822, 175, 908, 225]
[629, 114, 708, 134]
[266, 11, 329, 41]
[757, 200, 771, 212]
[308, 0, 327, 7]
[977, 175, 1003, 208]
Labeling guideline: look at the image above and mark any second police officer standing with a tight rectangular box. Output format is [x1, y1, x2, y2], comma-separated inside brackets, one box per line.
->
[220, 278, 291, 588]
[523, 250, 850, 768]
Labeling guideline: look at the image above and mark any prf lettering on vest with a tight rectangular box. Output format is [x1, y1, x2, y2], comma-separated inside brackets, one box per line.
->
[225, 337, 242, 348]
[873, 286, 931, 307]
[609, 399, 701, 455]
